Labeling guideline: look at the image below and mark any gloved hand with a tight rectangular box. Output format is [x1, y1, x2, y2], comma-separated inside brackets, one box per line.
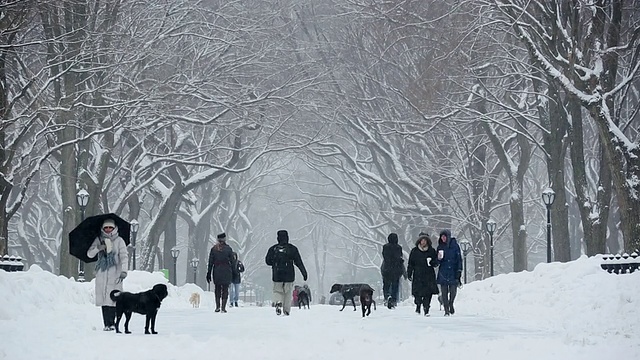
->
[407, 276, 412, 282]
[457, 279, 463, 288]
[97, 243, 107, 251]
[206, 273, 211, 283]
[456, 271, 462, 287]
[116, 271, 127, 283]
[303, 274, 308, 281]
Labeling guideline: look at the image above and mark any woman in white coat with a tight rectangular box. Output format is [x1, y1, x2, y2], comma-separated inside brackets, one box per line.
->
[86, 219, 129, 331]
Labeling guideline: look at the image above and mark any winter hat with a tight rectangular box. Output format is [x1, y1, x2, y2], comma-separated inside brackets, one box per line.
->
[217, 233, 226, 241]
[277, 230, 289, 243]
[102, 219, 116, 229]
[416, 234, 432, 247]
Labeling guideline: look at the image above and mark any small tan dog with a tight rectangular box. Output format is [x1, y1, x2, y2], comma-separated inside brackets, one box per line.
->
[189, 292, 201, 308]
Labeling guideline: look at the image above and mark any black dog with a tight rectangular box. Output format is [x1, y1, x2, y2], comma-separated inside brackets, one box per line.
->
[359, 286, 376, 317]
[330, 283, 372, 312]
[110, 284, 168, 334]
[298, 290, 310, 309]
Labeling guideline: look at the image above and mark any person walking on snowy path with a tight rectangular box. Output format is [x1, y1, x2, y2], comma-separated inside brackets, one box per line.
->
[207, 232, 234, 313]
[86, 219, 128, 331]
[265, 230, 307, 316]
[436, 229, 463, 316]
[407, 233, 439, 316]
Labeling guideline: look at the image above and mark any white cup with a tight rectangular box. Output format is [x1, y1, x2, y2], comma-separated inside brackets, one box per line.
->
[438, 250, 444, 260]
[426, 257, 432, 266]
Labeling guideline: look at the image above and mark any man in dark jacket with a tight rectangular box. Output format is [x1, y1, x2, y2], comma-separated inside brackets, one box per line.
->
[381, 232, 405, 309]
[206, 232, 234, 313]
[436, 229, 463, 316]
[265, 230, 308, 316]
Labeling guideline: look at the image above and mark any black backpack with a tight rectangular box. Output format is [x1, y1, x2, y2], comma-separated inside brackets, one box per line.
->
[273, 244, 291, 269]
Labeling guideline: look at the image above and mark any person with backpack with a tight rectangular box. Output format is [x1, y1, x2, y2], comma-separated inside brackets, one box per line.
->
[265, 230, 308, 316]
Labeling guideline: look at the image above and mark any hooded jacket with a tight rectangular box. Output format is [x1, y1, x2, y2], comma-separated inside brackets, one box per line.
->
[435, 229, 463, 286]
[265, 230, 308, 283]
[381, 233, 405, 279]
[407, 235, 439, 297]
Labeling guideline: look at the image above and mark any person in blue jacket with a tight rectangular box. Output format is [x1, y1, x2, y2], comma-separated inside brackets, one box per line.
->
[436, 229, 462, 316]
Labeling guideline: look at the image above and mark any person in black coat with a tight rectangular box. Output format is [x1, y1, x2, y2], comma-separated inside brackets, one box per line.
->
[407, 233, 439, 316]
[436, 229, 463, 316]
[206, 232, 234, 313]
[229, 252, 245, 307]
[265, 230, 307, 316]
[381, 232, 405, 309]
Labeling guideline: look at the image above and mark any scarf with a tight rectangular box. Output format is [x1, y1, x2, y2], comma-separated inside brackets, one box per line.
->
[418, 244, 429, 252]
[95, 227, 120, 272]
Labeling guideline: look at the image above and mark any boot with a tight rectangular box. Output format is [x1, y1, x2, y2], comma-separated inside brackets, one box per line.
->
[215, 296, 221, 312]
[449, 303, 455, 315]
[423, 304, 430, 316]
[234, 301, 238, 307]
[101, 306, 111, 330]
[275, 302, 282, 315]
[105, 306, 116, 330]
[415, 303, 421, 314]
[221, 298, 228, 313]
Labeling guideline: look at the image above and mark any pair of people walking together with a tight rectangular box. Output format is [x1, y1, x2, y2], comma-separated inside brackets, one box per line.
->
[394, 229, 463, 316]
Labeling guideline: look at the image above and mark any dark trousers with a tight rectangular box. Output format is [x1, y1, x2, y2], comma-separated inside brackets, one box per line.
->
[440, 284, 458, 313]
[414, 294, 433, 311]
[382, 276, 400, 302]
[101, 306, 116, 327]
[214, 284, 229, 310]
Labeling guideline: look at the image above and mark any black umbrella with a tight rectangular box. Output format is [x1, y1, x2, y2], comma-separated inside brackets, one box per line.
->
[69, 213, 131, 263]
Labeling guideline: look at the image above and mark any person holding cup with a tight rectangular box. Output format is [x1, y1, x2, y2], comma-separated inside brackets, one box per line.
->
[436, 229, 463, 316]
[407, 233, 439, 316]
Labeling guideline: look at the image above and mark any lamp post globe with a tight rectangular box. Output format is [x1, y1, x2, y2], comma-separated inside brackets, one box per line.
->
[76, 189, 89, 208]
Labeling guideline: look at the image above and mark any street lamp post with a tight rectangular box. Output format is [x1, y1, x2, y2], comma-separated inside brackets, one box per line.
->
[190, 257, 199, 285]
[486, 219, 497, 277]
[170, 247, 180, 285]
[459, 240, 471, 284]
[542, 188, 556, 263]
[76, 189, 90, 282]
[130, 219, 139, 270]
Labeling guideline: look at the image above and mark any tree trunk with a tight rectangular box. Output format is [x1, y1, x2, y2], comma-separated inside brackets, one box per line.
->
[543, 84, 571, 262]
[164, 212, 179, 284]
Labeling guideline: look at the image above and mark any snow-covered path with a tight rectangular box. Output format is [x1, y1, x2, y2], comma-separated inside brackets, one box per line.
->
[2, 301, 616, 360]
[2, 260, 639, 360]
